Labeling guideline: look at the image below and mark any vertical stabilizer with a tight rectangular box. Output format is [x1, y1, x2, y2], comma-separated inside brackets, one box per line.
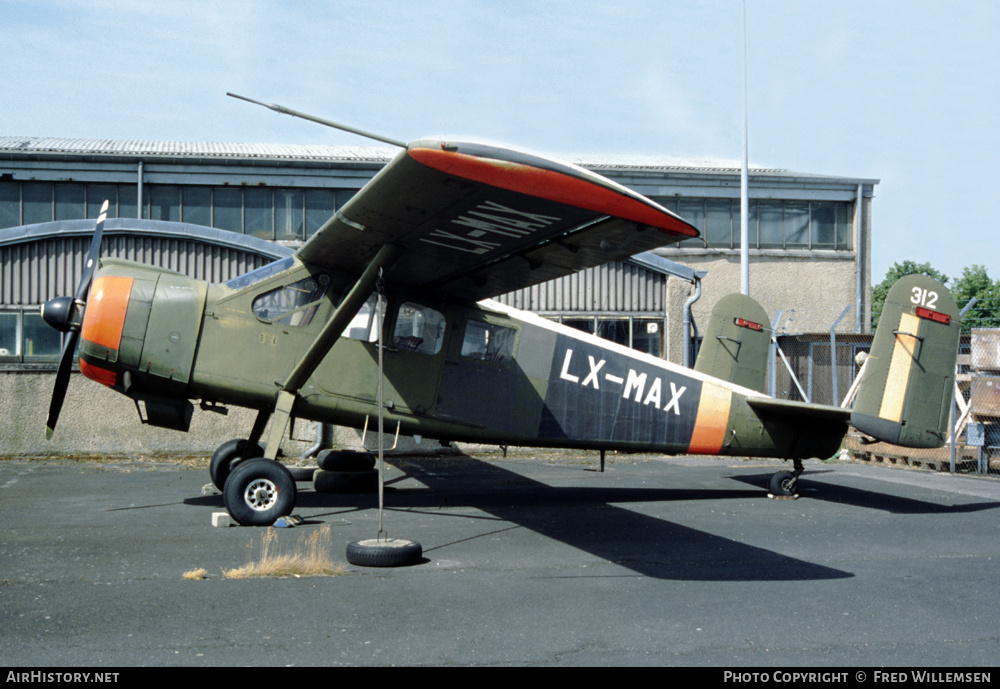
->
[852, 274, 960, 448]
[694, 293, 770, 392]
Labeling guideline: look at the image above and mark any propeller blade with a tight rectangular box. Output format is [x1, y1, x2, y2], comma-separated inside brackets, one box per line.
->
[45, 199, 108, 439]
[75, 199, 109, 302]
[45, 330, 80, 440]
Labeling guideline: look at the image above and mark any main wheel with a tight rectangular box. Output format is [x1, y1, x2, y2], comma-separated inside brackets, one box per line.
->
[210, 439, 263, 490]
[346, 538, 422, 567]
[769, 470, 799, 497]
[223, 458, 296, 526]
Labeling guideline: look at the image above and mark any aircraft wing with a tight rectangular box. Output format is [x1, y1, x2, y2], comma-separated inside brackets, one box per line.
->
[295, 139, 698, 300]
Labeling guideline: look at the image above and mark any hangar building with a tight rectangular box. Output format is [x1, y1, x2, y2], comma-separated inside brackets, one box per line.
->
[0, 137, 877, 455]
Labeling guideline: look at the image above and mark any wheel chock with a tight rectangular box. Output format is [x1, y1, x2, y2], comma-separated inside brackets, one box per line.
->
[273, 515, 304, 528]
[212, 512, 232, 527]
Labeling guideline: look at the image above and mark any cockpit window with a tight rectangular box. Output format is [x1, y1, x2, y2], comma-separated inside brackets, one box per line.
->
[252, 274, 330, 327]
[226, 256, 295, 290]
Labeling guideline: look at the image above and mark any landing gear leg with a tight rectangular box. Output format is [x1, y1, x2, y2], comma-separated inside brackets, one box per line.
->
[769, 458, 804, 498]
[208, 410, 272, 491]
[246, 409, 271, 452]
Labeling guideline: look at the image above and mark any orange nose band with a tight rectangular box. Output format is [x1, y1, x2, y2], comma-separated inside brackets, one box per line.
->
[81, 276, 133, 350]
[79, 275, 133, 387]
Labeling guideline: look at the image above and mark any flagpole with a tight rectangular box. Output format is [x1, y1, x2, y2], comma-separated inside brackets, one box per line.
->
[740, 0, 750, 296]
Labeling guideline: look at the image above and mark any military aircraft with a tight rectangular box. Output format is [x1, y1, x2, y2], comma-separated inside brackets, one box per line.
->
[41, 99, 961, 528]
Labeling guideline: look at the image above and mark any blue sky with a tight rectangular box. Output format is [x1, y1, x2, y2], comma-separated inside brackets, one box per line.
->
[4, 0, 998, 287]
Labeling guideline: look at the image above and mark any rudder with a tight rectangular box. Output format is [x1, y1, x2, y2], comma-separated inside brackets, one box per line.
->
[852, 274, 960, 448]
[694, 293, 770, 393]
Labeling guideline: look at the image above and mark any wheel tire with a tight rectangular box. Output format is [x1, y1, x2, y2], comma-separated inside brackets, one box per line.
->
[346, 538, 422, 567]
[316, 449, 376, 472]
[313, 468, 379, 494]
[769, 470, 798, 497]
[223, 458, 296, 526]
[210, 439, 263, 491]
[287, 466, 316, 482]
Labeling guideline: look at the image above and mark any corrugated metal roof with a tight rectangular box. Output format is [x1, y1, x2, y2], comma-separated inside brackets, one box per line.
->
[0, 136, 783, 173]
[0, 137, 395, 163]
[565, 152, 778, 174]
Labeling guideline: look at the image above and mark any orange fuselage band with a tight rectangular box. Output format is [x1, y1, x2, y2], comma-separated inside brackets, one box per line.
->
[687, 383, 733, 455]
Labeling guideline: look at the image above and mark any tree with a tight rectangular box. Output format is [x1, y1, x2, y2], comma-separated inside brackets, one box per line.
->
[871, 261, 949, 329]
[951, 264, 1000, 333]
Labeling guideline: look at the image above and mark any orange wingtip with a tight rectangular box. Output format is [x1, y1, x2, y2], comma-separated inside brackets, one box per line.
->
[408, 146, 698, 238]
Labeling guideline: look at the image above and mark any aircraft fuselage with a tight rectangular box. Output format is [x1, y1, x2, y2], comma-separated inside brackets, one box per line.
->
[78, 256, 846, 460]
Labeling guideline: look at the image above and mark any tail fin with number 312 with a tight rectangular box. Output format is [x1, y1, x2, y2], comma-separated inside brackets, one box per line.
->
[851, 274, 960, 448]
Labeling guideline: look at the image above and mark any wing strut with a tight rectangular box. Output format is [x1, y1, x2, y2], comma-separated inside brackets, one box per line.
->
[260, 244, 402, 460]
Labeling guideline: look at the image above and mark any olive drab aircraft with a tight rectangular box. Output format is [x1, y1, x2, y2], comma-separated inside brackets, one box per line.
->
[42, 97, 961, 526]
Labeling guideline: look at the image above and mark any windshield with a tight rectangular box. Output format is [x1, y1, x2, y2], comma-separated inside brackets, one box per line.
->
[225, 256, 295, 290]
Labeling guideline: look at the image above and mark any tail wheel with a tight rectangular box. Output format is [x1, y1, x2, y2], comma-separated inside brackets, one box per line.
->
[223, 458, 296, 526]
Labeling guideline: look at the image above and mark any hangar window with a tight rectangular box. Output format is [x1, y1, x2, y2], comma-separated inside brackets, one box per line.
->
[55, 184, 85, 221]
[393, 302, 445, 355]
[461, 320, 517, 364]
[213, 188, 242, 233]
[181, 187, 212, 226]
[560, 316, 663, 358]
[23, 183, 54, 226]
[655, 197, 852, 251]
[148, 186, 181, 222]
[275, 189, 304, 240]
[0, 182, 19, 227]
[88, 185, 119, 220]
[0, 309, 62, 363]
[0, 180, 360, 239]
[244, 188, 272, 239]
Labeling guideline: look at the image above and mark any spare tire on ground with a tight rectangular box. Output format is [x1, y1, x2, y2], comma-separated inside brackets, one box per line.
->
[346, 538, 423, 567]
[313, 468, 379, 493]
[316, 450, 377, 472]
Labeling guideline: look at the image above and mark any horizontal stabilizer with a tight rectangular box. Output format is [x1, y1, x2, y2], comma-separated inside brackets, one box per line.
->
[747, 396, 851, 424]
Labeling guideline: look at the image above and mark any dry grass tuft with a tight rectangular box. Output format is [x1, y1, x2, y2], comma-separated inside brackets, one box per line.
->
[222, 524, 346, 579]
[182, 568, 208, 580]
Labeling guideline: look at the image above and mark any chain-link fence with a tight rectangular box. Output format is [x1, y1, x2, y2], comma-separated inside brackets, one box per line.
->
[768, 331, 997, 478]
[770, 334, 870, 407]
[959, 329, 1000, 476]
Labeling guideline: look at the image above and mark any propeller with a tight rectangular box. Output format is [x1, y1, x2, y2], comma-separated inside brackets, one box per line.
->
[42, 199, 109, 439]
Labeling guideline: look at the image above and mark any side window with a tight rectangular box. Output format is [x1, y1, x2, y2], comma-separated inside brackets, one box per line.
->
[461, 320, 517, 364]
[393, 302, 445, 355]
[343, 293, 378, 342]
[252, 274, 330, 326]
